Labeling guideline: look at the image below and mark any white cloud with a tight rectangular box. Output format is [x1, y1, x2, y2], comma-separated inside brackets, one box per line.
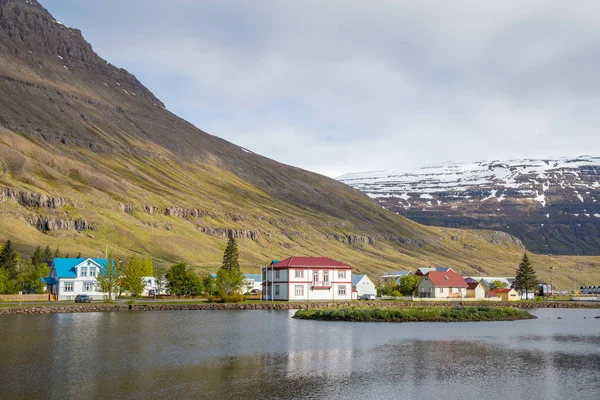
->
[43, 0, 600, 176]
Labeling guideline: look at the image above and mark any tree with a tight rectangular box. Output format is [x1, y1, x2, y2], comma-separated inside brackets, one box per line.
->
[0, 268, 9, 294]
[216, 268, 244, 296]
[221, 237, 240, 271]
[0, 240, 20, 279]
[121, 255, 146, 301]
[31, 246, 43, 266]
[165, 263, 203, 297]
[489, 280, 508, 289]
[96, 252, 120, 301]
[513, 253, 538, 300]
[201, 274, 217, 296]
[399, 274, 418, 296]
[53, 247, 60, 258]
[41, 246, 53, 261]
[141, 258, 154, 277]
[216, 237, 243, 296]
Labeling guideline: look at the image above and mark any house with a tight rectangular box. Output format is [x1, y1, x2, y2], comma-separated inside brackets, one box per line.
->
[45, 258, 108, 301]
[382, 270, 413, 282]
[352, 274, 376, 297]
[488, 288, 519, 302]
[538, 281, 553, 296]
[466, 279, 486, 299]
[244, 274, 262, 293]
[141, 276, 168, 296]
[416, 267, 453, 277]
[262, 256, 352, 301]
[417, 270, 468, 298]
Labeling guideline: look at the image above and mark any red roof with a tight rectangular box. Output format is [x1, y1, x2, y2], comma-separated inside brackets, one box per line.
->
[426, 271, 468, 288]
[271, 256, 352, 269]
[467, 281, 481, 290]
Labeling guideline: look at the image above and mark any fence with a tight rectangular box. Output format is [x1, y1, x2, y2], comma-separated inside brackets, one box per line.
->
[0, 294, 50, 302]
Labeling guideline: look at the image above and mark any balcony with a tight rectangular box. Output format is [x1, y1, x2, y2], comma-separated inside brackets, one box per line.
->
[312, 281, 332, 289]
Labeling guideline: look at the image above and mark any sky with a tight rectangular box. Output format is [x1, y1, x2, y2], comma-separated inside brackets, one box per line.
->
[41, 0, 600, 178]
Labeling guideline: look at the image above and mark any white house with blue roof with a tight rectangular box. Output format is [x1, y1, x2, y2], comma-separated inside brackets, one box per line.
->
[45, 258, 108, 301]
[244, 274, 262, 293]
[352, 274, 376, 297]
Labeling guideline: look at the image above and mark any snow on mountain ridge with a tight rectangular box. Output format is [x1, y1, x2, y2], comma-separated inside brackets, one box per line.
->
[338, 156, 600, 197]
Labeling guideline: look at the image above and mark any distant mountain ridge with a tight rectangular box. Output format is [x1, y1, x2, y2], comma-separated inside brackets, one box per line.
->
[338, 156, 600, 255]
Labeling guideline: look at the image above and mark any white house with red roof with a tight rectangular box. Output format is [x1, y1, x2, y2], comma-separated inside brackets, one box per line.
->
[417, 270, 468, 298]
[262, 256, 353, 301]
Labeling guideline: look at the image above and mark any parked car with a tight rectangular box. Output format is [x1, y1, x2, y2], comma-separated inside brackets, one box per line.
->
[75, 294, 91, 303]
[148, 289, 156, 297]
[359, 294, 376, 300]
[250, 289, 261, 294]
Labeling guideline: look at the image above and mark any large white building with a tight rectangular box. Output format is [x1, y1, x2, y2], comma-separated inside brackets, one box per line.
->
[262, 256, 353, 301]
[44, 258, 109, 301]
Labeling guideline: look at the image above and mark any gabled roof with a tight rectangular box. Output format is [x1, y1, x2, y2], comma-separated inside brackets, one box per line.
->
[425, 271, 468, 288]
[383, 271, 412, 278]
[52, 258, 107, 278]
[467, 281, 481, 290]
[271, 256, 352, 269]
[352, 274, 368, 286]
[416, 267, 453, 276]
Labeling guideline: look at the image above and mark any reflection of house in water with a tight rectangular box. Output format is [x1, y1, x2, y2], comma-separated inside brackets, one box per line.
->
[285, 312, 353, 378]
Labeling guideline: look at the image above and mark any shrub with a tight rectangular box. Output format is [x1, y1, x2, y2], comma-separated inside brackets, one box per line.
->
[221, 293, 244, 303]
[391, 290, 402, 297]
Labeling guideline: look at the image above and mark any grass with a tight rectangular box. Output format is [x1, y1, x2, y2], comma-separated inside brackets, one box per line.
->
[293, 306, 535, 322]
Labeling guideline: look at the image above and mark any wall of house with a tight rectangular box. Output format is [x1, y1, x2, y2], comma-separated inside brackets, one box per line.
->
[467, 285, 487, 299]
[57, 278, 104, 301]
[418, 278, 435, 297]
[355, 277, 376, 297]
[264, 267, 352, 301]
[418, 278, 466, 298]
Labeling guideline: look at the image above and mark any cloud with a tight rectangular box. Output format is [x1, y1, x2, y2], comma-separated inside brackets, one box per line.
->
[43, 0, 600, 177]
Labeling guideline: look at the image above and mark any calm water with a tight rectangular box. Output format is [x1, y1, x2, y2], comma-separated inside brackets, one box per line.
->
[1, 308, 599, 399]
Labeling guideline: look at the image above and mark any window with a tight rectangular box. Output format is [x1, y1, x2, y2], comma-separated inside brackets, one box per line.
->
[338, 271, 346, 279]
[439, 288, 444, 293]
[449, 287, 454, 293]
[89, 267, 96, 277]
[323, 271, 329, 282]
[83, 282, 94, 292]
[275, 285, 280, 296]
[275, 270, 280, 279]
[64, 282, 74, 292]
[295, 285, 304, 296]
[313, 272, 319, 283]
[338, 285, 346, 296]
[295, 270, 304, 278]
[81, 267, 87, 277]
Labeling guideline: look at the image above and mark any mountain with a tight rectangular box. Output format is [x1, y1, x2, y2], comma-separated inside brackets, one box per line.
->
[0, 0, 598, 287]
[338, 157, 600, 255]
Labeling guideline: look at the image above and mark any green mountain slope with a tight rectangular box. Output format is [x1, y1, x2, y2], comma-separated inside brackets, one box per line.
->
[0, 0, 598, 289]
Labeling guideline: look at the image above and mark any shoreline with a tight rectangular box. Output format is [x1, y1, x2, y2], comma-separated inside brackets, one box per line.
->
[1, 300, 600, 316]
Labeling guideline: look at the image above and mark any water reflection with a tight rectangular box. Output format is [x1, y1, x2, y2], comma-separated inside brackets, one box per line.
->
[0, 308, 599, 399]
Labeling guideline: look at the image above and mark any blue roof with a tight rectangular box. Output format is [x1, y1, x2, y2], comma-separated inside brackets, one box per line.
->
[52, 258, 107, 278]
[352, 274, 366, 286]
[244, 274, 262, 281]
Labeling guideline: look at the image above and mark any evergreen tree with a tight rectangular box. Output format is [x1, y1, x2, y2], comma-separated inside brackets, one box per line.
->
[41, 246, 53, 261]
[217, 237, 244, 297]
[513, 253, 538, 299]
[0, 240, 20, 279]
[96, 252, 120, 302]
[221, 237, 240, 271]
[31, 246, 43, 265]
[53, 247, 60, 258]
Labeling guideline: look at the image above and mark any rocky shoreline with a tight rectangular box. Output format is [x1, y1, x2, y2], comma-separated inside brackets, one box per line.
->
[1, 300, 600, 316]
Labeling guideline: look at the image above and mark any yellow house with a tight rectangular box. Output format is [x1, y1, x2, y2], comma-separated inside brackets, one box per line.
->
[466, 281, 486, 299]
[488, 288, 519, 302]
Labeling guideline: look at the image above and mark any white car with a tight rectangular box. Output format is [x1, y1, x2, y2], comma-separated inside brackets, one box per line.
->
[359, 294, 376, 300]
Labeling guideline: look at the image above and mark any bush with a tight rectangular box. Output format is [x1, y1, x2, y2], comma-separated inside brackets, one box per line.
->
[220, 293, 244, 303]
[391, 290, 402, 297]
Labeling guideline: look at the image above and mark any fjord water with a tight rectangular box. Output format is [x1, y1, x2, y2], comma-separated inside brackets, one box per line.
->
[1, 309, 599, 399]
